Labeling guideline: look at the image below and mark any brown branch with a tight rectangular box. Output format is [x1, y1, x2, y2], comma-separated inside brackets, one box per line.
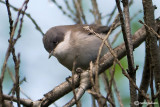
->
[3, 20, 155, 106]
[94, 33, 109, 105]
[0, 0, 13, 106]
[101, 62, 116, 106]
[122, 0, 137, 106]
[111, 30, 121, 45]
[88, 90, 115, 106]
[41, 74, 80, 106]
[115, 0, 137, 106]
[0, 0, 27, 106]
[139, 20, 160, 38]
[101, 73, 115, 106]
[15, 54, 21, 107]
[90, 23, 151, 106]
[12, 1, 29, 106]
[83, 15, 118, 106]
[107, 61, 116, 102]
[112, 75, 124, 107]
[77, 0, 87, 24]
[7, 67, 27, 99]
[3, 94, 43, 107]
[154, 83, 160, 99]
[64, 71, 89, 107]
[72, 0, 82, 24]
[142, 0, 160, 105]
[5, 0, 13, 35]
[51, 0, 76, 22]
[3, 94, 32, 106]
[111, 10, 142, 45]
[70, 57, 79, 107]
[138, 53, 150, 106]
[64, 0, 75, 15]
[99, 26, 151, 105]
[0, 0, 29, 106]
[89, 62, 95, 88]
[91, 0, 101, 24]
[3, 19, 153, 107]
[0, 0, 14, 105]
[106, 5, 117, 25]
[0, 0, 44, 36]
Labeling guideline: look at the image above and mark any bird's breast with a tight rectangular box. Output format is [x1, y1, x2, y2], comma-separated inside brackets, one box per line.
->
[53, 31, 108, 70]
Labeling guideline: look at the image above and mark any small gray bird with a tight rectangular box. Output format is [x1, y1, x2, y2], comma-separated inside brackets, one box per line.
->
[43, 25, 110, 71]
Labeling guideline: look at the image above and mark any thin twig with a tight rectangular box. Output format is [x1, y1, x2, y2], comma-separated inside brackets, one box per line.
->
[0, 0, 44, 36]
[7, 67, 26, 96]
[64, 0, 75, 15]
[116, 0, 137, 106]
[91, 0, 101, 24]
[107, 61, 116, 101]
[84, 22, 115, 106]
[88, 90, 115, 106]
[71, 56, 79, 107]
[111, 10, 142, 45]
[84, 15, 118, 106]
[111, 30, 121, 45]
[28, 21, 150, 106]
[7, 67, 15, 106]
[5, 0, 13, 35]
[72, 0, 82, 24]
[106, 5, 117, 26]
[84, 25, 152, 104]
[0, 1, 16, 104]
[112, 75, 124, 107]
[101, 71, 115, 106]
[154, 83, 160, 99]
[3, 94, 42, 107]
[139, 20, 160, 38]
[0, 0, 29, 106]
[142, 0, 160, 105]
[77, 0, 87, 24]
[89, 62, 95, 89]
[15, 54, 21, 107]
[13, 1, 29, 106]
[51, 0, 76, 23]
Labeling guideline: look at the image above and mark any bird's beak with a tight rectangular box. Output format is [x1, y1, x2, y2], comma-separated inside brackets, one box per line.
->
[48, 50, 54, 59]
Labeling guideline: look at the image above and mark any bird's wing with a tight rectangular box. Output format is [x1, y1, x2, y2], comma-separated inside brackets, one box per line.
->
[87, 24, 110, 34]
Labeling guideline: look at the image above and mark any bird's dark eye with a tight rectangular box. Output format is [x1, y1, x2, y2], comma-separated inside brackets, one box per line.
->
[88, 32, 93, 35]
[53, 41, 58, 45]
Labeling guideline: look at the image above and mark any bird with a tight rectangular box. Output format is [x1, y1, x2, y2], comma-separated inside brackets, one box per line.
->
[43, 25, 110, 71]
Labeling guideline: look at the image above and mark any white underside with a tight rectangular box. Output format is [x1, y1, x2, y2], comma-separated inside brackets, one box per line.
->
[53, 30, 108, 70]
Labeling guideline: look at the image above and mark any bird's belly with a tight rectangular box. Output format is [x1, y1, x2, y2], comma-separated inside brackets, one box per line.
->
[57, 45, 107, 71]
[54, 33, 108, 71]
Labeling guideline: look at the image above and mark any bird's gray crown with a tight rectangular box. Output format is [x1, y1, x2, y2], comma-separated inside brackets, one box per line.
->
[43, 26, 66, 53]
[43, 25, 110, 53]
